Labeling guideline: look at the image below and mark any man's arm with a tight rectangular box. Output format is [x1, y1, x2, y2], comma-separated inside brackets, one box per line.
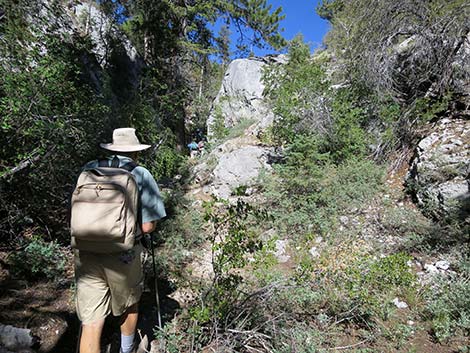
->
[141, 221, 156, 234]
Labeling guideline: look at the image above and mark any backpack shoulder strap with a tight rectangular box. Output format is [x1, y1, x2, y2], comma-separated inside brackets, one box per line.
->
[97, 156, 137, 172]
[121, 161, 137, 172]
[98, 158, 109, 167]
[111, 155, 120, 168]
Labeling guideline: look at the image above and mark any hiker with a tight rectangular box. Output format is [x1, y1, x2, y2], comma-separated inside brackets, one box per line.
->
[71, 128, 166, 353]
[187, 140, 199, 158]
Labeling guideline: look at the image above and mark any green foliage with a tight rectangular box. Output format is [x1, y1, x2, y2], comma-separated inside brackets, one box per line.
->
[182, 198, 271, 346]
[207, 200, 268, 274]
[154, 195, 206, 279]
[10, 237, 66, 281]
[263, 133, 384, 239]
[210, 105, 229, 141]
[154, 324, 184, 353]
[328, 89, 369, 161]
[316, 0, 344, 21]
[264, 35, 328, 143]
[0, 29, 113, 241]
[264, 36, 378, 161]
[341, 253, 416, 316]
[225, 118, 257, 140]
[425, 272, 470, 342]
[411, 92, 453, 124]
[273, 324, 324, 353]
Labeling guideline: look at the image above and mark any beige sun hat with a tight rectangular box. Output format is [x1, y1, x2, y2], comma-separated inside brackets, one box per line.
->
[100, 128, 151, 152]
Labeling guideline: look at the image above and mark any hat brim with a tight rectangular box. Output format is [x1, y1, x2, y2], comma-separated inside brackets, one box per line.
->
[100, 143, 151, 152]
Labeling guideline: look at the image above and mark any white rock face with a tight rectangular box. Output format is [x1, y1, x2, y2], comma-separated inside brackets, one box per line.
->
[209, 144, 271, 199]
[72, 2, 139, 67]
[207, 56, 287, 139]
[407, 118, 469, 218]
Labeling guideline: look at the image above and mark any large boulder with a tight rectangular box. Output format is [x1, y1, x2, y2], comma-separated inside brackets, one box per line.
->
[191, 136, 272, 199]
[407, 118, 469, 219]
[207, 55, 286, 139]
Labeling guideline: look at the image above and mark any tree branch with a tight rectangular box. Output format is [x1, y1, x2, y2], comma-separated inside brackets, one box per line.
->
[1, 148, 55, 180]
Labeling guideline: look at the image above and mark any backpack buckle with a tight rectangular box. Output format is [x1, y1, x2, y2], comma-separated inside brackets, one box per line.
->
[95, 184, 102, 196]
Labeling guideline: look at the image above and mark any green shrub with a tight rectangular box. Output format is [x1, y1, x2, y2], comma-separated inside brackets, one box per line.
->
[328, 88, 369, 161]
[225, 118, 256, 140]
[263, 35, 328, 144]
[154, 196, 206, 279]
[273, 324, 325, 353]
[426, 272, 470, 342]
[148, 145, 184, 180]
[10, 237, 66, 281]
[262, 134, 384, 239]
[210, 105, 229, 141]
[320, 253, 417, 320]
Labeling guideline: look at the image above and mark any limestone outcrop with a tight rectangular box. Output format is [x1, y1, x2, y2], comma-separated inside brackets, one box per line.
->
[21, 0, 141, 91]
[206, 55, 286, 139]
[407, 118, 469, 219]
[192, 136, 272, 199]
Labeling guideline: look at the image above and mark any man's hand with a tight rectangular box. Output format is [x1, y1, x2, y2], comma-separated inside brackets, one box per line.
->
[142, 221, 156, 234]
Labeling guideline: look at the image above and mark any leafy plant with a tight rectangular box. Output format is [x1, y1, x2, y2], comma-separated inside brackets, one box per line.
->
[425, 272, 470, 342]
[182, 198, 272, 347]
[10, 237, 66, 281]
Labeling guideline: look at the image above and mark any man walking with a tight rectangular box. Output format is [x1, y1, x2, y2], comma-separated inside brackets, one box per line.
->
[72, 128, 166, 353]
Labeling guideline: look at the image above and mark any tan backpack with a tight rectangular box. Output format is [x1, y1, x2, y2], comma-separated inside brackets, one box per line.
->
[70, 158, 140, 253]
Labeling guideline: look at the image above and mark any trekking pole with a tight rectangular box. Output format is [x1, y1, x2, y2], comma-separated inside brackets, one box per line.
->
[75, 324, 82, 353]
[149, 233, 162, 329]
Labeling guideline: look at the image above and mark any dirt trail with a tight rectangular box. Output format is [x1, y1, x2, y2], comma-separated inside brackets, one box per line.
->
[0, 250, 179, 353]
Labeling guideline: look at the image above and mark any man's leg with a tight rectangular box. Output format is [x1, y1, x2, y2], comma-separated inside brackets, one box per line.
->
[79, 319, 105, 353]
[120, 303, 139, 353]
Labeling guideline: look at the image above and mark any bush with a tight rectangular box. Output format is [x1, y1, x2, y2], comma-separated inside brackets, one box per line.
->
[264, 35, 329, 144]
[10, 237, 66, 281]
[426, 272, 470, 342]
[262, 133, 384, 239]
[154, 194, 206, 279]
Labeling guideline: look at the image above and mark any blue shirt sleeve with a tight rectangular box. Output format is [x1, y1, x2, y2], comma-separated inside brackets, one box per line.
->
[133, 166, 166, 223]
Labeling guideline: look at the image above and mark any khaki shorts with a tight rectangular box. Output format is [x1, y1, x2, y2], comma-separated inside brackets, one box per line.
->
[74, 244, 144, 324]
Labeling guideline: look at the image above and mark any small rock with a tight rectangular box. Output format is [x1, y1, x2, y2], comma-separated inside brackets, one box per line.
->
[274, 239, 290, 263]
[315, 236, 323, 244]
[339, 216, 349, 225]
[309, 247, 320, 258]
[181, 250, 193, 257]
[424, 264, 439, 273]
[392, 297, 408, 309]
[435, 260, 450, 271]
[407, 320, 415, 326]
[245, 187, 255, 196]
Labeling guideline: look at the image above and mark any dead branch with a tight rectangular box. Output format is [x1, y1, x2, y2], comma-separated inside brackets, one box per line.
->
[1, 148, 55, 179]
[327, 338, 371, 351]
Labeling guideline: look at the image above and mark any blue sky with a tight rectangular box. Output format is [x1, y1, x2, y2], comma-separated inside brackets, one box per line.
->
[217, 0, 330, 58]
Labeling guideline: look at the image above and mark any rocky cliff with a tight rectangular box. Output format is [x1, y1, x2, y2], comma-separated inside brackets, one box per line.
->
[24, 0, 141, 94]
[206, 55, 286, 139]
[407, 118, 469, 219]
